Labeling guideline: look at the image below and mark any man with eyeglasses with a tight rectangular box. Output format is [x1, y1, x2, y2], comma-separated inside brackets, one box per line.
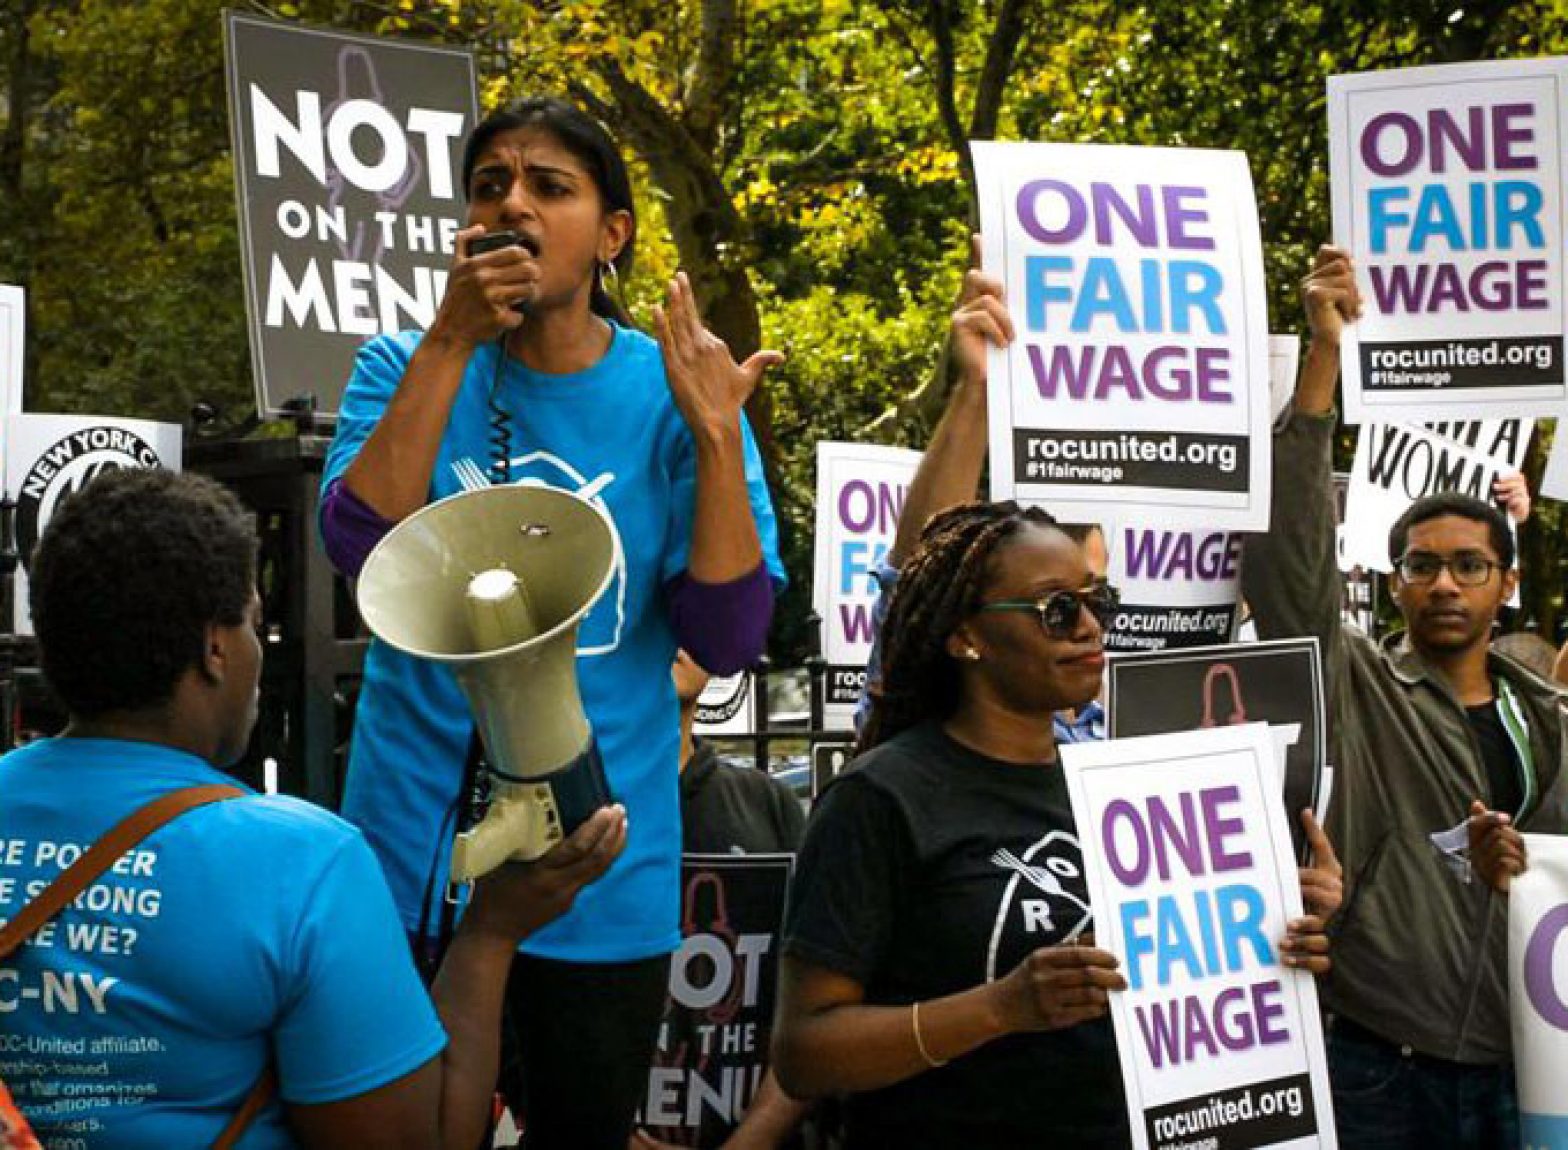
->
[1242, 245, 1568, 1149]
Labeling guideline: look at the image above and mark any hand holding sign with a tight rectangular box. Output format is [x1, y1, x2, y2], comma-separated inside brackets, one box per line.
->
[990, 938, 1128, 1033]
[1493, 470, 1532, 524]
[1301, 244, 1362, 351]
[1295, 809, 1344, 921]
[950, 235, 1014, 391]
[1468, 799, 1528, 892]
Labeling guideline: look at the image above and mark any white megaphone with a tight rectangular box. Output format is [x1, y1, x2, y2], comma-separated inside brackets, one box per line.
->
[356, 483, 617, 882]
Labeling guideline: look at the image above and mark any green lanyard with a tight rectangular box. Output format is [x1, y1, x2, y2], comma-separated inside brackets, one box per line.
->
[1495, 678, 1536, 819]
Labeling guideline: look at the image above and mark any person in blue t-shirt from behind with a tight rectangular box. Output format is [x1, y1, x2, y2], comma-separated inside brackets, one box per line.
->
[0, 468, 625, 1150]
[319, 96, 785, 1149]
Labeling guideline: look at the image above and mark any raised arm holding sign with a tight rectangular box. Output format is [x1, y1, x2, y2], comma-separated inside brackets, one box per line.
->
[1243, 243, 1568, 1148]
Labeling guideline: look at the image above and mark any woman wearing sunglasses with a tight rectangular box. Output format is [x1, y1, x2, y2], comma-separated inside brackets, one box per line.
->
[772, 500, 1337, 1148]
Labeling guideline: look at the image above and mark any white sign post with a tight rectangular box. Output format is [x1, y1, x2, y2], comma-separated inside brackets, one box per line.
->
[1509, 834, 1568, 1150]
[1062, 724, 1337, 1150]
[4, 413, 183, 635]
[811, 442, 920, 730]
[972, 141, 1271, 530]
[1329, 59, 1568, 422]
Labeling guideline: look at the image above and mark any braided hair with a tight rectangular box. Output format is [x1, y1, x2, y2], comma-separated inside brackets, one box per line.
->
[857, 500, 1060, 755]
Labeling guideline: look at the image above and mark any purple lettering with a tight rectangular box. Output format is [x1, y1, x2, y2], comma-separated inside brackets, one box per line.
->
[1201, 785, 1252, 871]
[1361, 111, 1424, 177]
[1213, 987, 1255, 1051]
[1493, 103, 1539, 170]
[1429, 106, 1487, 174]
[838, 602, 876, 645]
[838, 480, 875, 532]
[1148, 793, 1206, 880]
[1028, 343, 1094, 400]
[1017, 179, 1085, 244]
[1103, 799, 1150, 885]
[1093, 183, 1158, 246]
[1253, 979, 1290, 1045]
[1163, 186, 1215, 250]
[1135, 1000, 1183, 1068]
[1524, 904, 1568, 1030]
[1182, 994, 1220, 1063]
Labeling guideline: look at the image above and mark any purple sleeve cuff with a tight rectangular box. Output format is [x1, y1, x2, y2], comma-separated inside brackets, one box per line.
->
[320, 478, 395, 578]
[666, 563, 774, 675]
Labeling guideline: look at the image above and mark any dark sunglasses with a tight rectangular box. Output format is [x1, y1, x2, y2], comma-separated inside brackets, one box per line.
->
[975, 581, 1121, 638]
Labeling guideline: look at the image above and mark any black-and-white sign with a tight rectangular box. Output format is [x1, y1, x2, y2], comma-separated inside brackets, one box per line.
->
[224, 12, 478, 419]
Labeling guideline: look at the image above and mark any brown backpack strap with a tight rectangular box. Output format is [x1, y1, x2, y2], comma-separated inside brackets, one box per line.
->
[210, 1065, 277, 1150]
[0, 783, 246, 960]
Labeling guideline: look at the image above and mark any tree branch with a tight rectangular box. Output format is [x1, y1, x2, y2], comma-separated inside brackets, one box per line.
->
[968, 0, 1028, 140]
[686, 0, 739, 153]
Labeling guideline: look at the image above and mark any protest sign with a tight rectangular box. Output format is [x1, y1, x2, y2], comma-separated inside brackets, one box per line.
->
[4, 413, 182, 635]
[1106, 639, 1325, 861]
[1341, 419, 1529, 572]
[1268, 335, 1301, 424]
[1509, 834, 1568, 1150]
[693, 671, 757, 738]
[640, 854, 793, 1148]
[1328, 59, 1568, 422]
[812, 442, 920, 730]
[224, 12, 478, 419]
[1062, 724, 1337, 1150]
[972, 141, 1271, 530]
[1103, 521, 1242, 652]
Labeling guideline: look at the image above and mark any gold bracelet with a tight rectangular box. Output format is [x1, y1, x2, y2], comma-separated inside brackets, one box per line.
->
[911, 1001, 948, 1068]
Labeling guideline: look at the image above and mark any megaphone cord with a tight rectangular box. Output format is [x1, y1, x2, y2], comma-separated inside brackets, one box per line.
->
[487, 336, 513, 486]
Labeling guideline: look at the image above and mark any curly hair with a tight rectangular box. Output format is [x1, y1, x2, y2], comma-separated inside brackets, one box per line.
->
[29, 468, 257, 718]
[857, 500, 1060, 755]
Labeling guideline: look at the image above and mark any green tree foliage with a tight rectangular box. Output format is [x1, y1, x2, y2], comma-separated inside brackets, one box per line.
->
[4, 0, 1568, 651]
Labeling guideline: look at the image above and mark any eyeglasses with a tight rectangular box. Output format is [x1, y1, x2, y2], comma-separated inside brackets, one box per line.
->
[976, 582, 1121, 638]
[1393, 551, 1506, 587]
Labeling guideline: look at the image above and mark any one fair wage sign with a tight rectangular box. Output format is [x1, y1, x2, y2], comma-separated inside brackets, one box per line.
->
[224, 12, 478, 420]
[1341, 418, 1530, 573]
[4, 413, 183, 636]
[972, 141, 1272, 531]
[1062, 723, 1337, 1150]
[812, 442, 920, 730]
[1328, 59, 1568, 423]
[1509, 834, 1568, 1150]
[1102, 521, 1242, 653]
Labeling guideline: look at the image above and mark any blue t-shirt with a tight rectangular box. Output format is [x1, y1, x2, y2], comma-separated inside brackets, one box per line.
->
[0, 737, 446, 1149]
[323, 325, 784, 962]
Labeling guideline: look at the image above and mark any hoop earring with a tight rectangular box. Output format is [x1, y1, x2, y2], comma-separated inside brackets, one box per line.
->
[599, 259, 621, 296]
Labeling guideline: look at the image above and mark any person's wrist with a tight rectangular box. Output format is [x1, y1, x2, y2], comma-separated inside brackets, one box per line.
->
[690, 414, 744, 453]
[982, 977, 1022, 1038]
[424, 313, 482, 354]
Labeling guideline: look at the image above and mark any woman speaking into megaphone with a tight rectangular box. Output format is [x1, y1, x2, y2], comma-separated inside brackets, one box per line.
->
[318, 97, 785, 1150]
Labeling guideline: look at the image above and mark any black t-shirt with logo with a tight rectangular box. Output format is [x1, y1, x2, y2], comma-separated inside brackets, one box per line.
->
[782, 722, 1128, 1148]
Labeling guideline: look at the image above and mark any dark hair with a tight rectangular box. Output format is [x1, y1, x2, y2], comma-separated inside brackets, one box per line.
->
[462, 97, 636, 325]
[30, 469, 257, 718]
[858, 501, 1061, 755]
[1388, 491, 1514, 569]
